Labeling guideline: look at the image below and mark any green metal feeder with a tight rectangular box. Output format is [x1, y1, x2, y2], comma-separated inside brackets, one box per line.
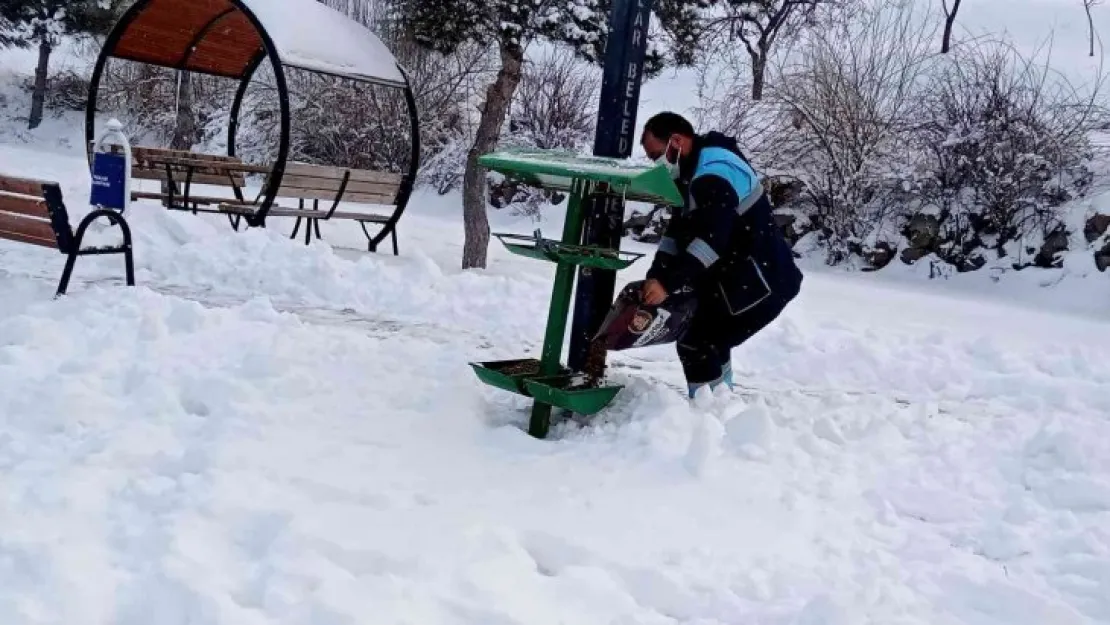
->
[469, 148, 684, 438]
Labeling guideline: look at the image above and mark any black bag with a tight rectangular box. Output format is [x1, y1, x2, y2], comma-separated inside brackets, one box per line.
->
[593, 281, 698, 351]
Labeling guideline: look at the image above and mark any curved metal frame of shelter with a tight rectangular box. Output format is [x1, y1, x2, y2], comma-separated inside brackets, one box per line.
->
[84, 0, 420, 246]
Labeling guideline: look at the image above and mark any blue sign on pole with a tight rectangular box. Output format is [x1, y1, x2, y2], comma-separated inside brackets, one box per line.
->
[567, 0, 656, 372]
[89, 151, 128, 212]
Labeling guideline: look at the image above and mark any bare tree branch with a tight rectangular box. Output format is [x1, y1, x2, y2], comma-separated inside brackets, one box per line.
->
[940, 0, 962, 53]
[1083, 0, 1104, 57]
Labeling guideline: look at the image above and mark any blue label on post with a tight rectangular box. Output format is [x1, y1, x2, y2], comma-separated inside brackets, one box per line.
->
[90, 152, 127, 211]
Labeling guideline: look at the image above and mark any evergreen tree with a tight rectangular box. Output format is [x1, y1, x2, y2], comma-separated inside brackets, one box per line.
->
[395, 0, 704, 269]
[0, 0, 120, 129]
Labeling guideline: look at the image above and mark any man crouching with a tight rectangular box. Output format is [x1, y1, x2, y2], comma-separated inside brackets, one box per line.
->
[639, 112, 804, 398]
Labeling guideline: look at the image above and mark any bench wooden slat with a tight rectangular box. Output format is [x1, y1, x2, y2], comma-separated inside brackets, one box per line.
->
[0, 191, 50, 219]
[216, 205, 389, 223]
[278, 175, 402, 197]
[132, 170, 247, 187]
[284, 163, 403, 185]
[133, 155, 251, 171]
[0, 210, 57, 245]
[328, 211, 390, 222]
[0, 176, 48, 197]
[279, 188, 395, 204]
[133, 149, 242, 164]
[132, 160, 249, 176]
[218, 204, 263, 215]
[0, 228, 57, 249]
[131, 191, 257, 206]
[93, 142, 242, 163]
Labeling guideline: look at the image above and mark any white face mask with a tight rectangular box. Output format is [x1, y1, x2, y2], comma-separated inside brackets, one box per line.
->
[653, 138, 681, 180]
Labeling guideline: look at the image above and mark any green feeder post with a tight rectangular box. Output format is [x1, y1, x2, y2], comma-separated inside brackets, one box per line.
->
[468, 148, 683, 439]
[527, 179, 588, 438]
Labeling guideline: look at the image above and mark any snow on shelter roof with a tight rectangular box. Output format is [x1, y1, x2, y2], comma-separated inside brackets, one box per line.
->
[108, 0, 407, 88]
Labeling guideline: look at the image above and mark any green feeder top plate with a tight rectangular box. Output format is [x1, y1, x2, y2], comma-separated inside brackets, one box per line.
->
[478, 148, 684, 207]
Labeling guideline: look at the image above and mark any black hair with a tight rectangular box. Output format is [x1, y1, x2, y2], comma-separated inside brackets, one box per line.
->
[642, 112, 695, 141]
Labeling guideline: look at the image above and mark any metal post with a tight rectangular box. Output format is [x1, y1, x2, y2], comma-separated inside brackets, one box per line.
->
[529, 180, 589, 439]
[567, 0, 655, 372]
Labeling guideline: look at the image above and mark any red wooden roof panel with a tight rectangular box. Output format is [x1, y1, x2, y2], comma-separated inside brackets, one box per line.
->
[111, 0, 262, 79]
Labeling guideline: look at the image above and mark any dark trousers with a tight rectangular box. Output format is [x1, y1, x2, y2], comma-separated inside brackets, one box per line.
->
[676, 292, 786, 387]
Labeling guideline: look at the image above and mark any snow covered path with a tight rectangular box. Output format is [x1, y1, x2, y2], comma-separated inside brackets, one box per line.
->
[0, 144, 1108, 624]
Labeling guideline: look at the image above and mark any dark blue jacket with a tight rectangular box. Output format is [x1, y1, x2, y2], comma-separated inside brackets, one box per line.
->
[647, 132, 803, 316]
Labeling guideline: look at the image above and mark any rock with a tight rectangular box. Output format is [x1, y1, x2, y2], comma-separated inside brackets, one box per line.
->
[1096, 253, 1110, 272]
[632, 205, 673, 243]
[900, 247, 930, 264]
[1034, 228, 1070, 268]
[764, 176, 805, 208]
[1096, 242, 1110, 272]
[961, 253, 987, 272]
[863, 242, 895, 271]
[1084, 214, 1110, 243]
[623, 211, 651, 237]
[773, 212, 796, 231]
[903, 214, 940, 250]
[488, 180, 562, 211]
[487, 179, 518, 209]
[774, 213, 799, 245]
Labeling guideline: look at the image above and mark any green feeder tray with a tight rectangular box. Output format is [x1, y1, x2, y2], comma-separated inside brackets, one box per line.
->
[495, 232, 644, 271]
[470, 358, 569, 395]
[477, 149, 685, 207]
[523, 374, 623, 416]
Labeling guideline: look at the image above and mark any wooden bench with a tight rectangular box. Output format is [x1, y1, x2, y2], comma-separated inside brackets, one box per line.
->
[220, 162, 407, 255]
[131, 146, 254, 209]
[0, 172, 135, 296]
[88, 143, 408, 255]
[88, 143, 257, 211]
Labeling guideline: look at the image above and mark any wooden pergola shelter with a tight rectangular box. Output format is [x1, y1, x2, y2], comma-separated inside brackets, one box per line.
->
[84, 0, 420, 243]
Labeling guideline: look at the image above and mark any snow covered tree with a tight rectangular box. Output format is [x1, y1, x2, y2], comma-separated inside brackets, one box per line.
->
[0, 0, 120, 129]
[395, 0, 703, 269]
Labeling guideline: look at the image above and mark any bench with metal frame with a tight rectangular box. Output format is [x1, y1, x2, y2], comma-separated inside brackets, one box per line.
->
[220, 162, 406, 255]
[88, 142, 264, 213]
[130, 146, 255, 209]
[93, 141, 408, 256]
[0, 172, 135, 296]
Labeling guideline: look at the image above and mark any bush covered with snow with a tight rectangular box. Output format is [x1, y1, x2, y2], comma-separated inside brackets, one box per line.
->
[693, 0, 1107, 275]
[907, 40, 1102, 270]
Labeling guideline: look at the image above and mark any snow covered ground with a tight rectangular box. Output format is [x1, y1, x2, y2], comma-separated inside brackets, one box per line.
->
[1, 138, 1110, 624]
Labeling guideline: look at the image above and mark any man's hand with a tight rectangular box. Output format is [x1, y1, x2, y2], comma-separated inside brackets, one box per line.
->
[641, 279, 668, 306]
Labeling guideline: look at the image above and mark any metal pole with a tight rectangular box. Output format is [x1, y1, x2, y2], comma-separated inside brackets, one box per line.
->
[567, 0, 655, 372]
